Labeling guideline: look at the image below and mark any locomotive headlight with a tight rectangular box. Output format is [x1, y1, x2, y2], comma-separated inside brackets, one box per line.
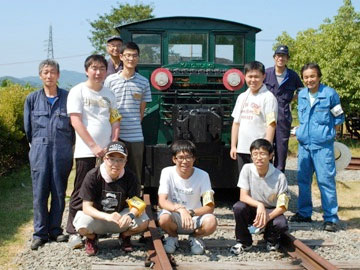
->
[227, 72, 241, 86]
[151, 68, 173, 91]
[223, 69, 245, 91]
[155, 72, 169, 86]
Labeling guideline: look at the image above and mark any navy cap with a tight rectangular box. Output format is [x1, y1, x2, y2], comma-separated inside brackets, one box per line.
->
[106, 35, 123, 43]
[274, 45, 289, 56]
[105, 141, 128, 157]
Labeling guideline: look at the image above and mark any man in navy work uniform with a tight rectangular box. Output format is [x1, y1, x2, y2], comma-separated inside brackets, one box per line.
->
[106, 35, 123, 77]
[264, 45, 303, 172]
[24, 59, 74, 250]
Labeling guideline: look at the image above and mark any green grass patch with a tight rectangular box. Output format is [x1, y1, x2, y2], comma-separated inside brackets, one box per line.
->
[0, 165, 33, 268]
[312, 180, 360, 229]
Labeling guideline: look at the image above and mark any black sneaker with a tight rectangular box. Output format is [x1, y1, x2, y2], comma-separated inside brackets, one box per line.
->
[31, 238, 47, 250]
[49, 234, 69, 242]
[289, 213, 312, 223]
[323, 221, 337, 232]
[266, 241, 280, 252]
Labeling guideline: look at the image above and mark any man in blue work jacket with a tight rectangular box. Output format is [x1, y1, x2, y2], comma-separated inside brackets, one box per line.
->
[290, 63, 344, 232]
[264, 45, 303, 172]
[24, 59, 74, 250]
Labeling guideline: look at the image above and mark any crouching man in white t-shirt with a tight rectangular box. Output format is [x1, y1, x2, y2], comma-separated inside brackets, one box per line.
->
[157, 140, 217, 255]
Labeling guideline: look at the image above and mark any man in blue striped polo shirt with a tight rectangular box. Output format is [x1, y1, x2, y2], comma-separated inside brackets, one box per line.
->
[104, 42, 152, 193]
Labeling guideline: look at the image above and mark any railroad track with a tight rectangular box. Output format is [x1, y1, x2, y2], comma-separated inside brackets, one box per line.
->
[143, 194, 174, 270]
[280, 232, 338, 270]
[92, 194, 358, 270]
[346, 157, 360, 170]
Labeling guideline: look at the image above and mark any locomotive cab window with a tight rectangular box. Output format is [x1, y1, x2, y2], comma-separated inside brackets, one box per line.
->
[215, 34, 244, 65]
[132, 33, 161, 65]
[168, 33, 208, 64]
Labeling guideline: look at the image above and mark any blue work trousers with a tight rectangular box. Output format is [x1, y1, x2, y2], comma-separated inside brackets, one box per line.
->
[30, 141, 72, 240]
[297, 144, 339, 223]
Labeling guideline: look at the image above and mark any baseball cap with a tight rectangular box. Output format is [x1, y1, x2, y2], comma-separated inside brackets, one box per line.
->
[107, 35, 123, 43]
[105, 141, 128, 157]
[274, 45, 289, 56]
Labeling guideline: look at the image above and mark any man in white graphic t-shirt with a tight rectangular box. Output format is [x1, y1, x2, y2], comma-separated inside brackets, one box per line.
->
[230, 61, 278, 174]
[66, 55, 121, 249]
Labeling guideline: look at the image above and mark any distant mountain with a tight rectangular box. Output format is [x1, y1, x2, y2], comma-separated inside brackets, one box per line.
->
[0, 70, 86, 90]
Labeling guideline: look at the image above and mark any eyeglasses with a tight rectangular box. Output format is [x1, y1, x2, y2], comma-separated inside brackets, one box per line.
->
[122, 53, 139, 60]
[175, 155, 194, 162]
[106, 157, 126, 164]
[251, 152, 269, 159]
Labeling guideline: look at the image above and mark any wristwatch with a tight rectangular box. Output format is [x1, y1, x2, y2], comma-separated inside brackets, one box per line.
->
[189, 209, 195, 217]
[127, 212, 135, 220]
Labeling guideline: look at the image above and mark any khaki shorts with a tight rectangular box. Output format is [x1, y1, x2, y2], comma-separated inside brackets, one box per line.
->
[73, 208, 149, 235]
[158, 209, 215, 234]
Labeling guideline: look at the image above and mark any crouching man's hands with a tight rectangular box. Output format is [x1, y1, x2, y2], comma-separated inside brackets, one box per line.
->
[106, 212, 122, 223]
[253, 203, 270, 229]
[177, 208, 194, 231]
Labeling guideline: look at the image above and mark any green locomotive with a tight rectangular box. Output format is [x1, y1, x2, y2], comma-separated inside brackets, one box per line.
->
[116, 16, 260, 189]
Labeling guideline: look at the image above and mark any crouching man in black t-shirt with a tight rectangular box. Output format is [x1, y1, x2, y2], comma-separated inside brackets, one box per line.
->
[73, 141, 149, 256]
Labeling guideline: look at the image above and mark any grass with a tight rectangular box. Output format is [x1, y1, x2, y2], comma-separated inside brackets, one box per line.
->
[312, 180, 360, 230]
[0, 164, 76, 270]
[0, 166, 33, 270]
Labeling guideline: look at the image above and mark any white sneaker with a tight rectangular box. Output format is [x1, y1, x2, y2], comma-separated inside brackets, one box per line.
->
[189, 236, 205, 255]
[163, 236, 179, 254]
[68, 234, 83, 249]
[230, 243, 252, 255]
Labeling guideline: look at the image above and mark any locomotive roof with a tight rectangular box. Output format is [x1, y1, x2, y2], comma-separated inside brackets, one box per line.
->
[115, 16, 261, 33]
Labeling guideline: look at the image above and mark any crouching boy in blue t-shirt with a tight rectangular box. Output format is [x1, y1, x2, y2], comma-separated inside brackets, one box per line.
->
[231, 139, 289, 254]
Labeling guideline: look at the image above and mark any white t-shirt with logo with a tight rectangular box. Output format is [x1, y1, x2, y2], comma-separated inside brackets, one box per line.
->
[67, 82, 117, 158]
[158, 166, 213, 210]
[231, 84, 278, 154]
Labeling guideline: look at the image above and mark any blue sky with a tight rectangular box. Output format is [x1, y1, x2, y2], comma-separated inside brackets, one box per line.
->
[0, 0, 358, 78]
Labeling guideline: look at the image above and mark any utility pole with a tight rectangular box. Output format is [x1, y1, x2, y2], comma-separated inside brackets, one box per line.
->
[47, 25, 54, 59]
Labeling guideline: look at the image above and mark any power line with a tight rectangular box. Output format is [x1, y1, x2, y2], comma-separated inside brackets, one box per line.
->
[0, 53, 90, 66]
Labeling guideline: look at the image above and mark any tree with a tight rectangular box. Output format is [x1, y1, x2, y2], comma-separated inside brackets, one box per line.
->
[275, 0, 360, 114]
[88, 3, 154, 54]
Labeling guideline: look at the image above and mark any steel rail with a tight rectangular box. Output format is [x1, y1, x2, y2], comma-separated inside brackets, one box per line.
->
[144, 194, 173, 270]
[346, 157, 360, 170]
[280, 231, 339, 270]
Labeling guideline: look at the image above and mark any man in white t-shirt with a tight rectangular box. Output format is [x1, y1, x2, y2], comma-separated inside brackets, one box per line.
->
[66, 55, 121, 249]
[157, 140, 217, 255]
[230, 61, 278, 174]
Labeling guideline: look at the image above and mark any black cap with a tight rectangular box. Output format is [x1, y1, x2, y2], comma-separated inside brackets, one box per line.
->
[106, 35, 123, 43]
[274, 45, 289, 56]
[105, 141, 128, 157]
